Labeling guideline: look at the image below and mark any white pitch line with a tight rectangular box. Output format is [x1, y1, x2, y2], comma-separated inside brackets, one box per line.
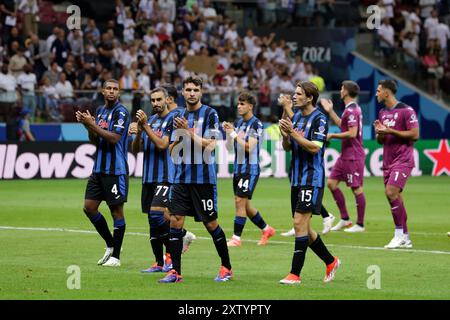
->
[1, 225, 449, 256]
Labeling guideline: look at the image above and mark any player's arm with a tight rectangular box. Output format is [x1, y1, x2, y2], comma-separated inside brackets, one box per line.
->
[136, 110, 170, 151]
[320, 98, 341, 127]
[279, 122, 292, 151]
[280, 116, 326, 155]
[129, 122, 143, 154]
[223, 121, 236, 151]
[83, 108, 128, 145]
[86, 120, 121, 144]
[381, 127, 419, 141]
[142, 123, 170, 150]
[328, 126, 357, 140]
[279, 94, 294, 120]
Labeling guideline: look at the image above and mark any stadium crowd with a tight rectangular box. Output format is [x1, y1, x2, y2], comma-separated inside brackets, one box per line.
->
[371, 0, 450, 98]
[0, 0, 336, 127]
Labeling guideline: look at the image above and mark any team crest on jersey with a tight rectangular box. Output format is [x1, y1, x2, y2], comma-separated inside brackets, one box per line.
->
[98, 119, 108, 129]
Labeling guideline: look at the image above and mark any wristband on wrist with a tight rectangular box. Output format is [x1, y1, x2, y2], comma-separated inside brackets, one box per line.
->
[229, 131, 238, 139]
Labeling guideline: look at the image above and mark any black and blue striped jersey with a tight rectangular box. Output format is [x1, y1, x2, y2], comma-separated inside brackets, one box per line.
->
[233, 116, 263, 176]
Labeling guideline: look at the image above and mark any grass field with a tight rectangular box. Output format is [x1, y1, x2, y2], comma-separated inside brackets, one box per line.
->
[0, 176, 449, 300]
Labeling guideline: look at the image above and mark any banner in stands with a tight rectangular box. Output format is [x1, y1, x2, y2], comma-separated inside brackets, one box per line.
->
[1, 140, 448, 180]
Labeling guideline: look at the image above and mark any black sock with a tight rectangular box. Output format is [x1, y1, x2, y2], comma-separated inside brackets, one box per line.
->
[181, 228, 187, 238]
[88, 212, 114, 248]
[169, 228, 183, 274]
[112, 218, 126, 259]
[309, 235, 334, 265]
[150, 227, 164, 266]
[320, 206, 330, 218]
[208, 225, 232, 270]
[158, 221, 171, 255]
[233, 216, 247, 237]
[290, 236, 309, 276]
[250, 212, 267, 230]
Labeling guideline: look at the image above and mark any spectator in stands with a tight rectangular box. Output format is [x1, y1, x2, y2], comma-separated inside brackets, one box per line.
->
[160, 40, 178, 81]
[9, 46, 27, 78]
[0, 63, 17, 123]
[51, 29, 71, 68]
[7, 27, 24, 52]
[0, 0, 18, 44]
[402, 31, 419, 76]
[98, 33, 114, 70]
[159, 0, 176, 22]
[144, 27, 160, 49]
[119, 68, 138, 111]
[63, 61, 77, 87]
[18, 0, 39, 37]
[28, 33, 51, 82]
[17, 108, 35, 141]
[123, 8, 136, 43]
[419, 0, 437, 19]
[43, 61, 61, 86]
[378, 17, 396, 67]
[40, 76, 60, 122]
[137, 65, 152, 114]
[156, 13, 174, 37]
[294, 0, 314, 27]
[84, 19, 100, 45]
[200, 0, 217, 32]
[424, 9, 439, 40]
[55, 72, 74, 102]
[422, 47, 444, 98]
[434, 18, 450, 63]
[310, 67, 326, 92]
[67, 30, 84, 64]
[17, 63, 37, 121]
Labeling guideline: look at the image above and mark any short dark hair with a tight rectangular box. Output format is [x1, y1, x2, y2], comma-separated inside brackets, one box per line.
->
[296, 81, 319, 106]
[378, 79, 397, 94]
[103, 79, 119, 88]
[161, 84, 178, 100]
[183, 76, 203, 88]
[342, 80, 360, 98]
[238, 91, 257, 107]
[150, 87, 168, 97]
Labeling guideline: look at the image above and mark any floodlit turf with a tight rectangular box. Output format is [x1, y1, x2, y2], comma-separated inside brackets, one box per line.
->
[0, 177, 449, 300]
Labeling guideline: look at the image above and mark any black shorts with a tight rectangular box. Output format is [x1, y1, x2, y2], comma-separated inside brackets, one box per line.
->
[85, 173, 129, 206]
[168, 184, 218, 223]
[233, 173, 259, 200]
[291, 186, 324, 216]
[141, 183, 171, 213]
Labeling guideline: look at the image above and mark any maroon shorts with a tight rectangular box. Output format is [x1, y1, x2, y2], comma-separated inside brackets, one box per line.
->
[383, 166, 413, 190]
[329, 157, 365, 188]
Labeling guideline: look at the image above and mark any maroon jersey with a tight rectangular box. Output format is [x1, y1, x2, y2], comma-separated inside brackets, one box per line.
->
[378, 102, 419, 170]
[340, 102, 365, 160]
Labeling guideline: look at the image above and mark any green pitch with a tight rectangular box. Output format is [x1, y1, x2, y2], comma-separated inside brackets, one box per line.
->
[0, 177, 449, 300]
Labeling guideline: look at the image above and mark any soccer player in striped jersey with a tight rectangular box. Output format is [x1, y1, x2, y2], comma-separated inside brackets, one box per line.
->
[159, 76, 232, 283]
[279, 81, 340, 285]
[278, 93, 335, 235]
[129, 87, 196, 273]
[222, 91, 276, 247]
[76, 79, 130, 267]
[320, 80, 367, 233]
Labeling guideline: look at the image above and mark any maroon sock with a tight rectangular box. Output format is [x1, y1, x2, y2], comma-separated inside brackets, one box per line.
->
[331, 188, 349, 220]
[400, 200, 409, 235]
[355, 193, 366, 227]
[389, 198, 403, 228]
